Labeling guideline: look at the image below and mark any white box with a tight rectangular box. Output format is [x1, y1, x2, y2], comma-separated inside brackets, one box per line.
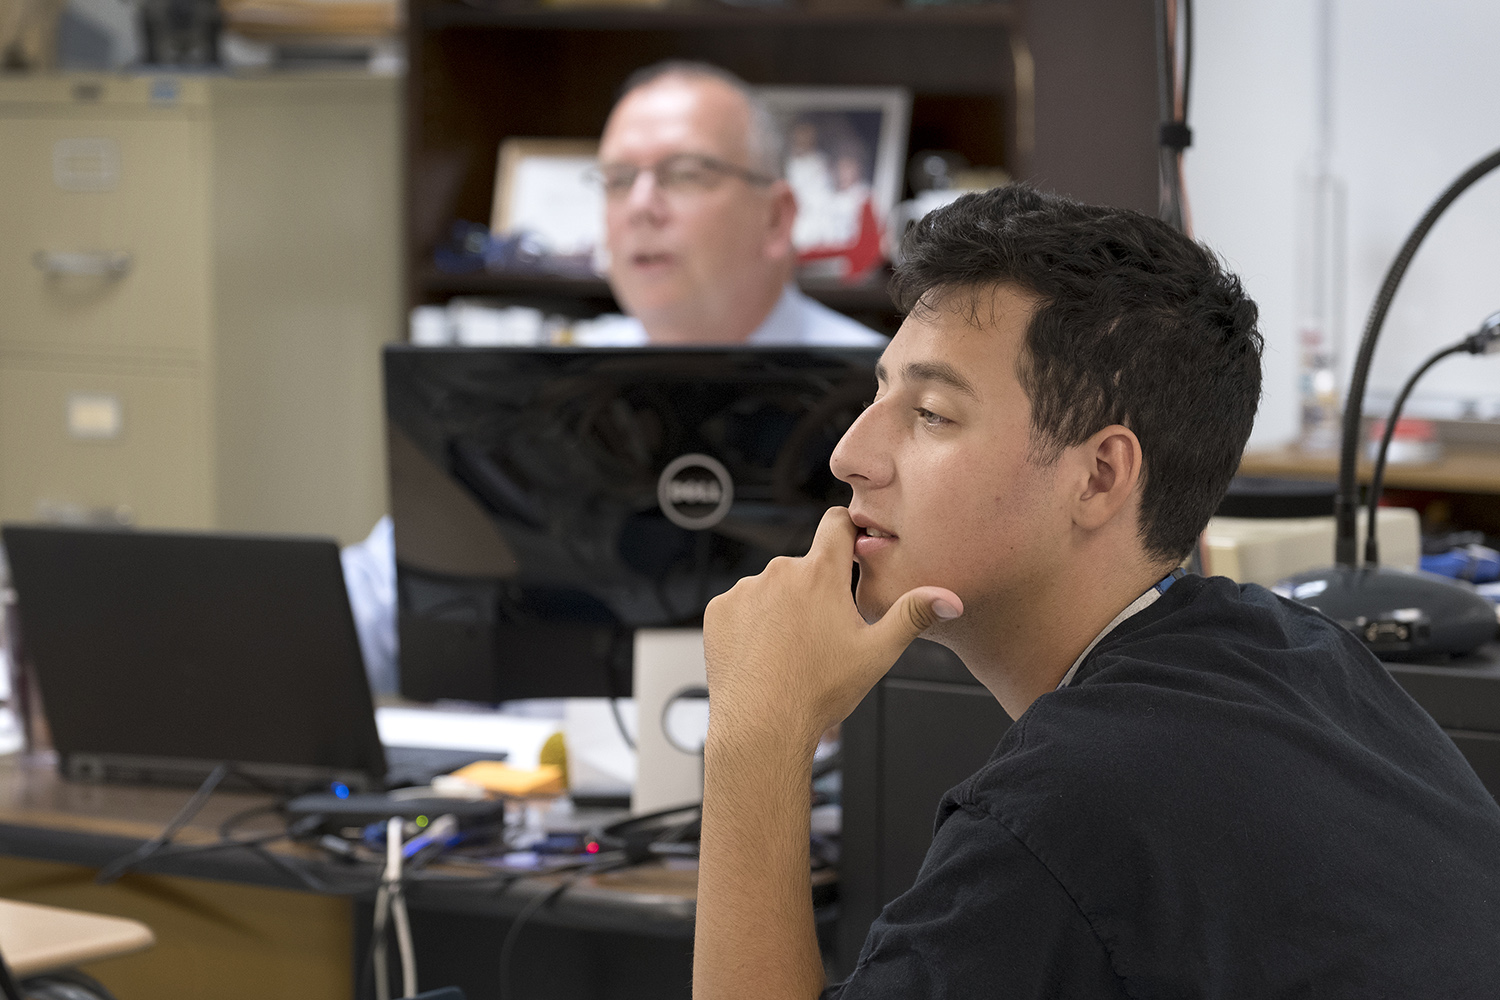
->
[631, 628, 708, 815]
[1203, 507, 1421, 587]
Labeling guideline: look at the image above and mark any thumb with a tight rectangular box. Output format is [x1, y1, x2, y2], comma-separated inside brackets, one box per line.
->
[871, 586, 963, 653]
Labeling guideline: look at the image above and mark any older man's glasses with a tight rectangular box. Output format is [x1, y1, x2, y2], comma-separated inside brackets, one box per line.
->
[590, 154, 775, 199]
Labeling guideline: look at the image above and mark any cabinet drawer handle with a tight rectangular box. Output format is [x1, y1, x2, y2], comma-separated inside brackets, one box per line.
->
[32, 250, 133, 278]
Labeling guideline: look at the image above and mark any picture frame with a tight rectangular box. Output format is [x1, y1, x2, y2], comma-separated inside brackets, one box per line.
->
[757, 86, 912, 266]
[490, 137, 603, 257]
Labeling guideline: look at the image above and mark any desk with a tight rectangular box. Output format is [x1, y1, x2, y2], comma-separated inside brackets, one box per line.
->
[1237, 445, 1500, 494]
[1237, 445, 1500, 538]
[0, 753, 723, 999]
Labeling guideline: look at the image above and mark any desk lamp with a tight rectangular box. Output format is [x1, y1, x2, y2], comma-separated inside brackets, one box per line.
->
[1274, 147, 1500, 660]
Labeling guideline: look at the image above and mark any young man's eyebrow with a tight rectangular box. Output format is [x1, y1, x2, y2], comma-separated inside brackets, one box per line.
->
[900, 361, 981, 400]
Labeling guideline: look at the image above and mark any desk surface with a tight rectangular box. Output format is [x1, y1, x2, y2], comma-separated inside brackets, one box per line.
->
[1238, 445, 1500, 494]
[0, 753, 716, 939]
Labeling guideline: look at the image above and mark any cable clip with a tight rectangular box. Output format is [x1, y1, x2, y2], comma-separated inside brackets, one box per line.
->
[1462, 310, 1500, 355]
[1159, 121, 1193, 152]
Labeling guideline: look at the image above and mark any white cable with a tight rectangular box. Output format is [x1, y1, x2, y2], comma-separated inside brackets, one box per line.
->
[393, 886, 417, 998]
[372, 875, 391, 1000]
[383, 816, 418, 999]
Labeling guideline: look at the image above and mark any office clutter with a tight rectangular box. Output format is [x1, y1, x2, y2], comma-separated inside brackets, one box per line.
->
[0, 0, 63, 69]
[219, 0, 404, 72]
[487, 138, 603, 272]
[139, 0, 222, 66]
[440, 760, 566, 798]
[409, 298, 644, 347]
[1203, 507, 1421, 588]
[1421, 533, 1500, 605]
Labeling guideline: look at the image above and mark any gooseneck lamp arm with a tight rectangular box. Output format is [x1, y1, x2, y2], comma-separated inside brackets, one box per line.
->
[1334, 147, 1500, 569]
[1361, 330, 1481, 566]
[1363, 313, 1500, 566]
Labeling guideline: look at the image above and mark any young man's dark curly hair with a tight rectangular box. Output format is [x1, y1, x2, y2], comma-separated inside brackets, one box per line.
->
[892, 184, 1263, 563]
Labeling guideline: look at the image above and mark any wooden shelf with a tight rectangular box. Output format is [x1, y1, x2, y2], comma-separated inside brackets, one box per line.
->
[1238, 445, 1500, 495]
[418, 269, 898, 313]
[418, 2, 1020, 32]
[420, 271, 619, 302]
[403, 0, 1163, 345]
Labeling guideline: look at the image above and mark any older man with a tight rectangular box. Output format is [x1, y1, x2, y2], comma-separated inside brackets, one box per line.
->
[594, 62, 885, 347]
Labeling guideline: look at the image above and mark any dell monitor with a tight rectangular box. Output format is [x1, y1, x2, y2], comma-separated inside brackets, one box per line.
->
[384, 345, 882, 704]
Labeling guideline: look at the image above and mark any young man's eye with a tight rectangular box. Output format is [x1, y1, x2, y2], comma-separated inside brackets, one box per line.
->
[915, 407, 950, 426]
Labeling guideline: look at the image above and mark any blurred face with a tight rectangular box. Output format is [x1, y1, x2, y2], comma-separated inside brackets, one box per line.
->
[830, 285, 1071, 631]
[598, 76, 795, 342]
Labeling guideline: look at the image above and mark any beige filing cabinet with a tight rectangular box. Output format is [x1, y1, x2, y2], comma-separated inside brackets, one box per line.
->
[0, 73, 398, 543]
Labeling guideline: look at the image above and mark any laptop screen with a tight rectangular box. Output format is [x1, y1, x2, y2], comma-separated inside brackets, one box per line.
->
[2, 526, 387, 789]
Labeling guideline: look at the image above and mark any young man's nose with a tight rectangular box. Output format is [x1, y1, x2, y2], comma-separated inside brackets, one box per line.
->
[830, 401, 895, 489]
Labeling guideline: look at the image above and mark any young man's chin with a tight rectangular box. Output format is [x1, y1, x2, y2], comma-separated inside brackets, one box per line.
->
[854, 581, 896, 625]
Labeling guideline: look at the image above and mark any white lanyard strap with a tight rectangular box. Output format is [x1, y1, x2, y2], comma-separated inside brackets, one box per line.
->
[1056, 570, 1184, 689]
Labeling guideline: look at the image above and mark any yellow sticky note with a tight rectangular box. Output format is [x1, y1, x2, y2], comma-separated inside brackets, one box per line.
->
[448, 760, 565, 797]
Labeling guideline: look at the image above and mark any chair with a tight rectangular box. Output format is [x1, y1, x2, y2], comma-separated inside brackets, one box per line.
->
[0, 899, 153, 1000]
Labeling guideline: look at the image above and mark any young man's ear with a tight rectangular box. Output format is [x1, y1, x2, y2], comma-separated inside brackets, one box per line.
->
[1071, 424, 1144, 531]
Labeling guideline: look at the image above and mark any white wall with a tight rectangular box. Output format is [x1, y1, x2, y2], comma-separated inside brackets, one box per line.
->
[1191, 0, 1500, 448]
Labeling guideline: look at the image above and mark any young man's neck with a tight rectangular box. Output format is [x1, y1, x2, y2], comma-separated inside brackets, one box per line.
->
[947, 557, 1178, 719]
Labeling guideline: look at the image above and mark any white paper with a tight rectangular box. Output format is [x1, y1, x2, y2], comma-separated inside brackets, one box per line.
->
[376, 706, 560, 769]
[505, 156, 604, 256]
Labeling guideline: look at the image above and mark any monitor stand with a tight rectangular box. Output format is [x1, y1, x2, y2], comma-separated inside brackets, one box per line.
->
[632, 628, 708, 815]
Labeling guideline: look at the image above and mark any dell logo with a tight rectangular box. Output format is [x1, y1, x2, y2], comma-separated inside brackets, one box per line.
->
[657, 453, 734, 531]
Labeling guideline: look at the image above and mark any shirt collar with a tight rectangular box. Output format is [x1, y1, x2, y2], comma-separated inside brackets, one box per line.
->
[744, 285, 804, 346]
[1055, 569, 1184, 689]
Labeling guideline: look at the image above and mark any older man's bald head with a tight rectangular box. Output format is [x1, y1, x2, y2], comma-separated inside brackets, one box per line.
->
[616, 61, 785, 178]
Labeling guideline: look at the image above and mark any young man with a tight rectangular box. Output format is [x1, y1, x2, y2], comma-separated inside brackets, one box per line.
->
[695, 186, 1500, 998]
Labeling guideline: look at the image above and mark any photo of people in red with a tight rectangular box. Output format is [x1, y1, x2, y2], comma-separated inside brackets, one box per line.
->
[782, 111, 886, 282]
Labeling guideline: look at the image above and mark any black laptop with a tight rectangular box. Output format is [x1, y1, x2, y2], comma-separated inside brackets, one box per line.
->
[2, 525, 495, 792]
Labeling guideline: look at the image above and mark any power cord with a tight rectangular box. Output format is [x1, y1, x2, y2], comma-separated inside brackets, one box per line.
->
[609, 697, 636, 752]
[95, 763, 231, 884]
[373, 818, 418, 1000]
[496, 857, 630, 1000]
[1155, 0, 1194, 233]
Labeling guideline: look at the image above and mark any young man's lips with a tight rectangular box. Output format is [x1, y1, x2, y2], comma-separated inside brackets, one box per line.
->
[854, 525, 898, 559]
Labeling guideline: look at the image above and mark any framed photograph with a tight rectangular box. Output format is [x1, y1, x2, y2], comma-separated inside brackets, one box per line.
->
[490, 138, 603, 257]
[758, 86, 912, 270]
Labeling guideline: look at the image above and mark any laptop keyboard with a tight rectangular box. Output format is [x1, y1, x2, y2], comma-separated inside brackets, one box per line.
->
[383, 745, 506, 788]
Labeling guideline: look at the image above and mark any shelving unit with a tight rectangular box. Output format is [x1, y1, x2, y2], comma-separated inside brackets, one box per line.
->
[403, 0, 1160, 332]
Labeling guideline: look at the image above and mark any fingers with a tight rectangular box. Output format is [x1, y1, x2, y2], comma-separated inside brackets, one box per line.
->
[807, 506, 858, 562]
[871, 585, 963, 654]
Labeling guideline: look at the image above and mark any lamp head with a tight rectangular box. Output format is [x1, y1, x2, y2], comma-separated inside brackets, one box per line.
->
[1275, 565, 1498, 660]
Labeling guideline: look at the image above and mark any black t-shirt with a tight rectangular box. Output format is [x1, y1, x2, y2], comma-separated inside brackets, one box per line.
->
[826, 575, 1500, 999]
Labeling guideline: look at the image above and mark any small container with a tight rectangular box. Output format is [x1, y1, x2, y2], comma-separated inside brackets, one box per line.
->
[1367, 417, 1442, 465]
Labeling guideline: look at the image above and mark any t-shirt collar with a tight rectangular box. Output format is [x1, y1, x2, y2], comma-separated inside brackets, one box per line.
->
[1055, 569, 1185, 689]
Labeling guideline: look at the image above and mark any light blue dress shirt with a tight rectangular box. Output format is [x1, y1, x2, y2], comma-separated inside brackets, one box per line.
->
[573, 284, 889, 347]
